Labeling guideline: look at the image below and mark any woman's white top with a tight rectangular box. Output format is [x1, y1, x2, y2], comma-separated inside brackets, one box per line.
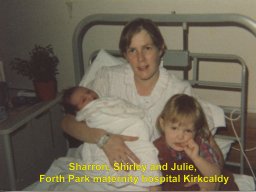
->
[87, 63, 213, 141]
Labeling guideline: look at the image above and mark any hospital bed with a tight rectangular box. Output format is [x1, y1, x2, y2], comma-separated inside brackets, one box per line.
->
[72, 13, 255, 190]
[27, 13, 256, 191]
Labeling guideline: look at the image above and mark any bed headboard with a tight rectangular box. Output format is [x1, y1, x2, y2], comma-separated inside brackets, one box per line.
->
[72, 13, 256, 84]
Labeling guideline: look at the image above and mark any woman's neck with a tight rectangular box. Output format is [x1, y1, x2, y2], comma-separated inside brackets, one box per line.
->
[134, 71, 159, 96]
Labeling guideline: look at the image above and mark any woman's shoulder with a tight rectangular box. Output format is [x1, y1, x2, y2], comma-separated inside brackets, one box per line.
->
[160, 67, 191, 91]
[164, 69, 189, 84]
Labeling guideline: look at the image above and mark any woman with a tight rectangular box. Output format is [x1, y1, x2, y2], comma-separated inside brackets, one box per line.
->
[62, 18, 224, 168]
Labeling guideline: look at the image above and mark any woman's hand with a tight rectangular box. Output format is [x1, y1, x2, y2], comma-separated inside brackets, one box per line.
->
[102, 134, 140, 166]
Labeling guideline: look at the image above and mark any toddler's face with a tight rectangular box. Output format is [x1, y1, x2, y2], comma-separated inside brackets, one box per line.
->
[160, 118, 196, 151]
[70, 87, 99, 110]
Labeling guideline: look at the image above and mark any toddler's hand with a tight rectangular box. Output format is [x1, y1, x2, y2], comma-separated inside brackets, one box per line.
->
[183, 138, 199, 160]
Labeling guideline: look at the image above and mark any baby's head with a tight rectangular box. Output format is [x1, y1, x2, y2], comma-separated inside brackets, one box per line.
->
[157, 94, 210, 151]
[62, 86, 99, 115]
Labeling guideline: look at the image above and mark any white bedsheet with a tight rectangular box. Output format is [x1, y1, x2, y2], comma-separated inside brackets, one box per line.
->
[233, 173, 255, 191]
[33, 156, 149, 191]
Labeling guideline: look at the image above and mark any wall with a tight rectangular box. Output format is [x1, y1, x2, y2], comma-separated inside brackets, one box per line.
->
[1, 0, 256, 112]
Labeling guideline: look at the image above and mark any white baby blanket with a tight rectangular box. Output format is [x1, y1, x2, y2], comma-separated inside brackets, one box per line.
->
[76, 97, 162, 187]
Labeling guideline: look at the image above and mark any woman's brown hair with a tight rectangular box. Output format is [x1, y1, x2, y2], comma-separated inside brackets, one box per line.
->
[119, 18, 166, 57]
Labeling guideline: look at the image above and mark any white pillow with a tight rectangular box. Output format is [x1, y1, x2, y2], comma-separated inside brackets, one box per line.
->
[214, 135, 235, 160]
[79, 49, 126, 86]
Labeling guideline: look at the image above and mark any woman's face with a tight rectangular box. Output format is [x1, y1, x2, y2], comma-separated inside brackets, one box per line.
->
[124, 30, 163, 82]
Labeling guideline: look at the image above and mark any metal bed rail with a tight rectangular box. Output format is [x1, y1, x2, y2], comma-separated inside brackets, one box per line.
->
[187, 52, 248, 173]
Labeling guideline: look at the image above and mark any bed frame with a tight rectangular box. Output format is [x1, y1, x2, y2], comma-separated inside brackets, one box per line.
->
[72, 13, 256, 174]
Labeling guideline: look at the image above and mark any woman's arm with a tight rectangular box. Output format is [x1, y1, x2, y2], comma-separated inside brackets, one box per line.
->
[61, 114, 106, 143]
[61, 114, 140, 165]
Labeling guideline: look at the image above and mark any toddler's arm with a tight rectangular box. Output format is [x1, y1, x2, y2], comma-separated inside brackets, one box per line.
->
[184, 139, 221, 191]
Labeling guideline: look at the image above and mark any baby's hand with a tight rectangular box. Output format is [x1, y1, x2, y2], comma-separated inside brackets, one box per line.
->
[183, 138, 199, 160]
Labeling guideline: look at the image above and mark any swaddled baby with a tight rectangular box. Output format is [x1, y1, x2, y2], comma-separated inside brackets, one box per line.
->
[62, 86, 162, 190]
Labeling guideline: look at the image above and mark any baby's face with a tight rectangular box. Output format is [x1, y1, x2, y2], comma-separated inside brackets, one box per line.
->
[70, 87, 99, 110]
